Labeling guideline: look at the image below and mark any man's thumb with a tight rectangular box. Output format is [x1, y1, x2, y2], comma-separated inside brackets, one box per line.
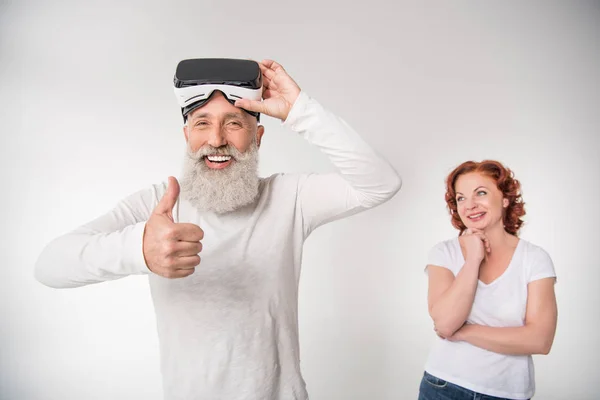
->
[154, 176, 180, 219]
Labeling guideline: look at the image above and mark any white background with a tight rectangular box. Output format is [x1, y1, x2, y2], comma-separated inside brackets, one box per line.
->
[1, 1, 599, 399]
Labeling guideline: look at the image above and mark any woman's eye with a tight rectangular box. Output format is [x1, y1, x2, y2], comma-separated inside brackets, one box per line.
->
[456, 197, 464, 202]
[477, 191, 487, 196]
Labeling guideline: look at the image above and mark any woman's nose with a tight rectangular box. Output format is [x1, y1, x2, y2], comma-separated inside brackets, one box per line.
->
[465, 198, 478, 210]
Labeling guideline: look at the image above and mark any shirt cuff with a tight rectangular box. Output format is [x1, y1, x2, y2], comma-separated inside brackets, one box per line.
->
[122, 221, 151, 275]
[282, 90, 311, 131]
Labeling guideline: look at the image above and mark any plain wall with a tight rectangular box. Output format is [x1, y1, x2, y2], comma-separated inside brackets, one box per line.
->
[1, 1, 599, 399]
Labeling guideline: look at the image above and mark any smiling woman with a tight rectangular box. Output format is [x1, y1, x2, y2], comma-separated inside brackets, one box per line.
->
[419, 160, 558, 400]
[445, 160, 525, 236]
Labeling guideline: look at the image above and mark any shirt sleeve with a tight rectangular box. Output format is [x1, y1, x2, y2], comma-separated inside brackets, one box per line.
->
[527, 246, 557, 283]
[425, 241, 452, 275]
[34, 182, 167, 288]
[283, 91, 402, 236]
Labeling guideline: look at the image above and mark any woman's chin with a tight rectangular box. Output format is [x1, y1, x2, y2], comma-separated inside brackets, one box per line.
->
[464, 221, 489, 232]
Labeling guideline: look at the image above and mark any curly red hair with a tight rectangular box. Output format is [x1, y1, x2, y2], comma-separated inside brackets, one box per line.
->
[445, 160, 526, 236]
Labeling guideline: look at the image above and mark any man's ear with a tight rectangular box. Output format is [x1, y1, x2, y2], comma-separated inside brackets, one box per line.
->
[256, 125, 265, 148]
[183, 124, 189, 142]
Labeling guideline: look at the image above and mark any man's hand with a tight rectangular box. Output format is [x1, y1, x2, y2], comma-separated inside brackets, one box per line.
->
[142, 176, 204, 278]
[234, 59, 301, 122]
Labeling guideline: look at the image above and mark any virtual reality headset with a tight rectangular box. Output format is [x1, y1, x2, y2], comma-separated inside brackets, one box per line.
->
[173, 58, 263, 122]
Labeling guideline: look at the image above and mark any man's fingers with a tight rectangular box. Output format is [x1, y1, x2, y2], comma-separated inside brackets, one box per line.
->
[159, 267, 196, 279]
[172, 223, 204, 241]
[172, 241, 202, 257]
[234, 99, 266, 114]
[164, 255, 201, 271]
[262, 89, 276, 99]
[155, 255, 200, 279]
[263, 79, 278, 91]
[154, 176, 180, 219]
[259, 63, 277, 80]
[260, 59, 285, 73]
[177, 255, 201, 269]
[261, 74, 271, 89]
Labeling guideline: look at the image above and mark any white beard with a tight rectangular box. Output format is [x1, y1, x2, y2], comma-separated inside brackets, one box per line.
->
[179, 140, 260, 214]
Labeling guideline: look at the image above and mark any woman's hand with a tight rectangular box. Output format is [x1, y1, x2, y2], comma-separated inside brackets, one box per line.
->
[459, 228, 490, 264]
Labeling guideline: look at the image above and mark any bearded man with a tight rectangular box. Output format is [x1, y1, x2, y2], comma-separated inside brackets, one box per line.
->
[35, 58, 402, 400]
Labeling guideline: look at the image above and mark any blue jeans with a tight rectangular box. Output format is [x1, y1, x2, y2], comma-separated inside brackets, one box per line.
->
[418, 371, 529, 400]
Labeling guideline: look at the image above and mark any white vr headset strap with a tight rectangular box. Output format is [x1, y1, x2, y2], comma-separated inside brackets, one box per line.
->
[174, 84, 262, 108]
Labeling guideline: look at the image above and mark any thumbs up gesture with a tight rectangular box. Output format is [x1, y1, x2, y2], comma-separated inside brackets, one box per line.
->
[142, 177, 203, 278]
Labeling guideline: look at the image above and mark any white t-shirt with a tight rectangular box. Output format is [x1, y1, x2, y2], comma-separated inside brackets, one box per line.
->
[424, 237, 557, 400]
[34, 91, 402, 400]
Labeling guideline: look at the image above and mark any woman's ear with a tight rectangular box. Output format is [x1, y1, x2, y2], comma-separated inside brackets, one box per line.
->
[503, 198, 509, 208]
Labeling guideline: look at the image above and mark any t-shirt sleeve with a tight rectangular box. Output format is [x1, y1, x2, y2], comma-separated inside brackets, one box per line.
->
[424, 241, 451, 275]
[528, 246, 557, 283]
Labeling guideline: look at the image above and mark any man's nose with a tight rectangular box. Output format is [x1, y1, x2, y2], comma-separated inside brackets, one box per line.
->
[207, 127, 227, 148]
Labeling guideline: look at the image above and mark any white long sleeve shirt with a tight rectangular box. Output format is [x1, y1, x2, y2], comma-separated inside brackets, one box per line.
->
[35, 91, 402, 400]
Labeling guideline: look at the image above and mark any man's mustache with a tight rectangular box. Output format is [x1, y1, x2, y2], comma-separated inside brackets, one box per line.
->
[190, 145, 239, 161]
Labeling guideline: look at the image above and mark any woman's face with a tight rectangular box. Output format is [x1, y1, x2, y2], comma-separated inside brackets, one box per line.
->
[454, 172, 509, 232]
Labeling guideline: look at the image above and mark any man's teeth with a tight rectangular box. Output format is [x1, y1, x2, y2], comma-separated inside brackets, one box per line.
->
[206, 155, 232, 162]
[469, 212, 485, 219]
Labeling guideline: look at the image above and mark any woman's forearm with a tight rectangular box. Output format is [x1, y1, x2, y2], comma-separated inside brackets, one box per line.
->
[430, 261, 480, 337]
[457, 323, 553, 356]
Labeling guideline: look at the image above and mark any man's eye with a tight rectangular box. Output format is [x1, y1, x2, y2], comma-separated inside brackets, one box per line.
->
[228, 121, 242, 127]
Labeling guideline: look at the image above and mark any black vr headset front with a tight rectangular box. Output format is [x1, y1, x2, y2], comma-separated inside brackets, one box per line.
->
[174, 58, 263, 122]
